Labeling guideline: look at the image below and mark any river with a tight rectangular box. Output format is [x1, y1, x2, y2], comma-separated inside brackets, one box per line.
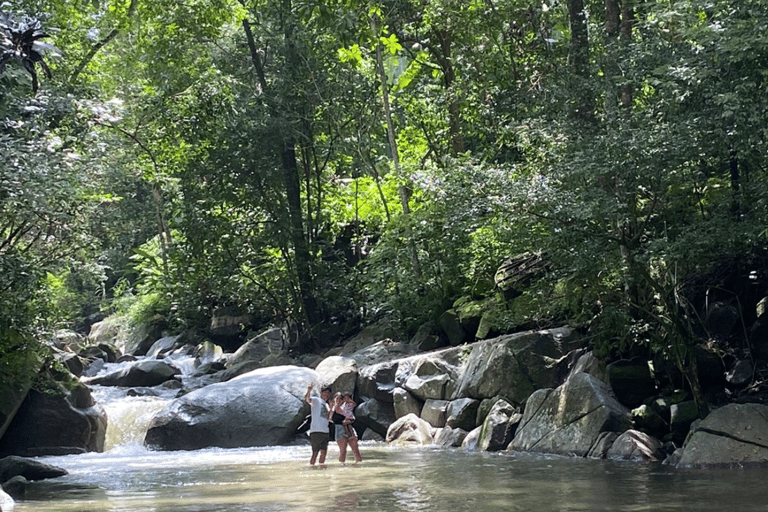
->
[13, 358, 768, 511]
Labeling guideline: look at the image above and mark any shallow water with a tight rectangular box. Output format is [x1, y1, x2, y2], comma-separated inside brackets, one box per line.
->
[16, 443, 768, 512]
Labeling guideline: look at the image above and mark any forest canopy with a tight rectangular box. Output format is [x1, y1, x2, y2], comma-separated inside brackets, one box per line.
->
[1, 0, 767, 395]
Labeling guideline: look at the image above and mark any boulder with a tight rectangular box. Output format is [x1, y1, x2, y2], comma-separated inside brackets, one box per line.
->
[314, 356, 358, 394]
[55, 352, 85, 377]
[477, 399, 519, 451]
[0, 390, 106, 457]
[195, 341, 224, 367]
[121, 316, 165, 356]
[508, 372, 632, 457]
[146, 335, 182, 359]
[725, 359, 753, 387]
[393, 387, 422, 419]
[677, 403, 768, 468]
[338, 318, 406, 358]
[357, 361, 398, 402]
[461, 426, 482, 451]
[409, 321, 445, 351]
[84, 360, 180, 388]
[0, 456, 67, 481]
[446, 398, 480, 431]
[568, 351, 607, 383]
[421, 399, 450, 428]
[209, 306, 252, 338]
[605, 430, 665, 461]
[144, 366, 316, 450]
[453, 328, 584, 406]
[404, 374, 451, 401]
[631, 404, 668, 435]
[2, 474, 27, 500]
[385, 414, 434, 445]
[586, 432, 620, 459]
[225, 327, 285, 368]
[355, 398, 397, 438]
[433, 426, 468, 448]
[670, 400, 700, 443]
[87, 317, 121, 344]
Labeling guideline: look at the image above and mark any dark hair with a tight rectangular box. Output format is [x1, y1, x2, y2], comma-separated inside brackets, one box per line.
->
[320, 386, 332, 394]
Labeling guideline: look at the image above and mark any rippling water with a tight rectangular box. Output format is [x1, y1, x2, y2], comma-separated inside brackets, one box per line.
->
[16, 443, 768, 512]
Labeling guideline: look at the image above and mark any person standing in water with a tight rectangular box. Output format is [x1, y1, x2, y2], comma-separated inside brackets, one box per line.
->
[330, 392, 363, 463]
[304, 384, 332, 465]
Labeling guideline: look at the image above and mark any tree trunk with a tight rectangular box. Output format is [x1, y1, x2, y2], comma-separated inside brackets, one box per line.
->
[568, 0, 593, 121]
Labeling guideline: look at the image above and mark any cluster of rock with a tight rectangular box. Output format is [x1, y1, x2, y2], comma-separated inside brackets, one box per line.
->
[0, 456, 67, 510]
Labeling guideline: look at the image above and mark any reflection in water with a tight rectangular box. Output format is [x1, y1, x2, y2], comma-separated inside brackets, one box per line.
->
[11, 443, 768, 511]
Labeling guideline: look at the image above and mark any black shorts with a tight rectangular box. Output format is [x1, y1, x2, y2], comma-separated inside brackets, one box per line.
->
[310, 431, 329, 452]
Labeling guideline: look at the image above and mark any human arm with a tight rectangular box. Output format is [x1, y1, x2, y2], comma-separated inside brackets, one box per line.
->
[305, 385, 313, 405]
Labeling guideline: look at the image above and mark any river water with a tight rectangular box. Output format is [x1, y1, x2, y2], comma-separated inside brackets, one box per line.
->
[13, 358, 768, 511]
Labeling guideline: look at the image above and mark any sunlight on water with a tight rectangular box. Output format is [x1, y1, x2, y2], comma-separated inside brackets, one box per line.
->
[16, 444, 768, 512]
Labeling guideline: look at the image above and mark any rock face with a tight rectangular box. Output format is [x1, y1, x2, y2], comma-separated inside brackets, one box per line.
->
[508, 372, 632, 457]
[144, 366, 316, 450]
[85, 360, 181, 388]
[0, 456, 68, 482]
[453, 328, 584, 406]
[0, 390, 107, 457]
[385, 414, 434, 445]
[677, 403, 768, 468]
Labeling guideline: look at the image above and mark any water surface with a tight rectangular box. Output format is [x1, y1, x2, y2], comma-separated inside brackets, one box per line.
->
[17, 443, 768, 511]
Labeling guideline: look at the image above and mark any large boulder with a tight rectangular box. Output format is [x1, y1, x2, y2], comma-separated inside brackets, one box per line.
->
[355, 398, 397, 438]
[453, 328, 584, 406]
[605, 430, 665, 461]
[446, 398, 480, 431]
[314, 356, 358, 393]
[144, 366, 315, 450]
[606, 359, 657, 408]
[677, 403, 768, 468]
[146, 335, 182, 359]
[508, 372, 632, 457]
[84, 360, 180, 388]
[393, 387, 423, 419]
[0, 389, 106, 457]
[0, 487, 13, 511]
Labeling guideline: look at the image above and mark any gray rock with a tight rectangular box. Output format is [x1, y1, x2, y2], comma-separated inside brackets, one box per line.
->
[606, 429, 665, 461]
[393, 387, 422, 419]
[453, 328, 584, 406]
[0, 456, 67, 481]
[461, 426, 482, 451]
[226, 328, 284, 368]
[631, 404, 668, 434]
[144, 366, 316, 450]
[586, 432, 620, 459]
[355, 398, 397, 437]
[357, 361, 398, 402]
[433, 426, 468, 447]
[404, 374, 451, 400]
[85, 360, 180, 388]
[1, 474, 27, 499]
[725, 360, 753, 387]
[0, 486, 13, 512]
[421, 399, 450, 428]
[314, 356, 358, 394]
[670, 401, 700, 442]
[446, 398, 480, 431]
[477, 399, 518, 451]
[677, 403, 768, 468]
[0, 390, 106, 457]
[146, 335, 182, 359]
[508, 372, 632, 457]
[385, 414, 434, 445]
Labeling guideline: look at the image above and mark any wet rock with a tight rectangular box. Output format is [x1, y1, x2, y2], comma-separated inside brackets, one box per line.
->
[145, 366, 316, 450]
[0, 389, 106, 457]
[0, 456, 67, 481]
[85, 360, 180, 388]
[433, 426, 468, 447]
[1, 474, 27, 499]
[677, 403, 768, 468]
[385, 414, 434, 445]
[508, 372, 632, 457]
[606, 430, 665, 461]
[461, 426, 482, 451]
[146, 335, 182, 359]
[0, 486, 13, 511]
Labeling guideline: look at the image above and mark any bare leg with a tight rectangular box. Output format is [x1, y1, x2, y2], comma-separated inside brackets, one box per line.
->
[318, 449, 327, 464]
[310, 451, 318, 465]
[337, 438, 348, 463]
[347, 436, 363, 462]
